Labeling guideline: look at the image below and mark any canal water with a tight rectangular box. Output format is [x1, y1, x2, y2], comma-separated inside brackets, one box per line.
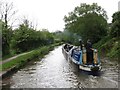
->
[2, 45, 118, 88]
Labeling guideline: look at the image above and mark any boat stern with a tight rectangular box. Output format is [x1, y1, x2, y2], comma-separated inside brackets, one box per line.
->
[79, 64, 102, 72]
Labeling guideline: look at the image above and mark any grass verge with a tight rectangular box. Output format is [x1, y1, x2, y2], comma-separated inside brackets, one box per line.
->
[93, 36, 120, 61]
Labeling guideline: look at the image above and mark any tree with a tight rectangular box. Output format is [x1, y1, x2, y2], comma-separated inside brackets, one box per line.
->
[0, 20, 2, 58]
[53, 31, 63, 43]
[11, 19, 55, 53]
[0, 1, 17, 56]
[40, 29, 54, 45]
[1, 20, 13, 56]
[64, 3, 108, 44]
[0, 1, 17, 28]
[109, 11, 120, 38]
[11, 19, 36, 53]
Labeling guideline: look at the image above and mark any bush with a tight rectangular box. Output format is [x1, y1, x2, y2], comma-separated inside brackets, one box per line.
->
[93, 36, 119, 59]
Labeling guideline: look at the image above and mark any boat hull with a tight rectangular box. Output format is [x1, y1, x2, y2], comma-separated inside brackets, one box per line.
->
[79, 64, 102, 72]
[62, 44, 102, 72]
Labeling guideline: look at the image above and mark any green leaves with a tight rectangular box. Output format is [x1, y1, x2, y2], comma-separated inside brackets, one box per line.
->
[1, 20, 13, 56]
[64, 3, 108, 44]
[109, 11, 120, 38]
[11, 19, 54, 53]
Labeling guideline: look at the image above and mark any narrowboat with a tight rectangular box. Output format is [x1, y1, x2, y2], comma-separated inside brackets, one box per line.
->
[62, 44, 102, 72]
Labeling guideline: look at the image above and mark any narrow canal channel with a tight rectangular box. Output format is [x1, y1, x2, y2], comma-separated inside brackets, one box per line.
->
[2, 45, 118, 88]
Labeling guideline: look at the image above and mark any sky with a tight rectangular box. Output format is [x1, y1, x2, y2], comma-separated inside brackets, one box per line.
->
[2, 0, 120, 32]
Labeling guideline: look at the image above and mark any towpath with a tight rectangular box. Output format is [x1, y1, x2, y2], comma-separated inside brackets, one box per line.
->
[0, 51, 33, 65]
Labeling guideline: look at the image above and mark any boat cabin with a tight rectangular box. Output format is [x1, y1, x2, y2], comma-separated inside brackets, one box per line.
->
[63, 44, 100, 65]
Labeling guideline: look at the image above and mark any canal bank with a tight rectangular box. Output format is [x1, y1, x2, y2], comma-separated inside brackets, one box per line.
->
[2, 45, 118, 88]
[0, 43, 62, 79]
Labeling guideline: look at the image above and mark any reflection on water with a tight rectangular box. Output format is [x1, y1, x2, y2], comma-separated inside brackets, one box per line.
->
[2, 46, 118, 88]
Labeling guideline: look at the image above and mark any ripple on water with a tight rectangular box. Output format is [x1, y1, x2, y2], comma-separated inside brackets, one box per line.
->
[2, 46, 119, 88]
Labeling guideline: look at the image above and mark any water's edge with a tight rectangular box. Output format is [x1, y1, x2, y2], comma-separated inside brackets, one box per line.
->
[2, 46, 118, 88]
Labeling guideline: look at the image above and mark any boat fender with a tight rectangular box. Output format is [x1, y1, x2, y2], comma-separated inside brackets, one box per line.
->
[83, 50, 87, 64]
[94, 49, 98, 64]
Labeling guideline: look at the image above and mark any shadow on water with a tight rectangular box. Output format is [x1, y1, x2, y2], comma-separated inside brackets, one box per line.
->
[79, 70, 102, 76]
[2, 77, 11, 89]
[2, 59, 38, 89]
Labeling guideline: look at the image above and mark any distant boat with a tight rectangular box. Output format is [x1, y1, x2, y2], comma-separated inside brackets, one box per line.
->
[62, 44, 102, 72]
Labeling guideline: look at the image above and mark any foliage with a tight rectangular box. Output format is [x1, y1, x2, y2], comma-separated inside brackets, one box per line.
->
[107, 39, 120, 58]
[64, 3, 108, 44]
[94, 36, 120, 59]
[53, 31, 63, 43]
[2, 17, 55, 57]
[0, 1, 17, 57]
[94, 36, 113, 53]
[94, 11, 120, 59]
[1, 20, 13, 56]
[109, 11, 120, 38]
[1, 1, 55, 57]
[11, 19, 54, 53]
[40, 29, 54, 45]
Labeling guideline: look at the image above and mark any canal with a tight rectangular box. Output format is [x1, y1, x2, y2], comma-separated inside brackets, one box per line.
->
[2, 45, 118, 88]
